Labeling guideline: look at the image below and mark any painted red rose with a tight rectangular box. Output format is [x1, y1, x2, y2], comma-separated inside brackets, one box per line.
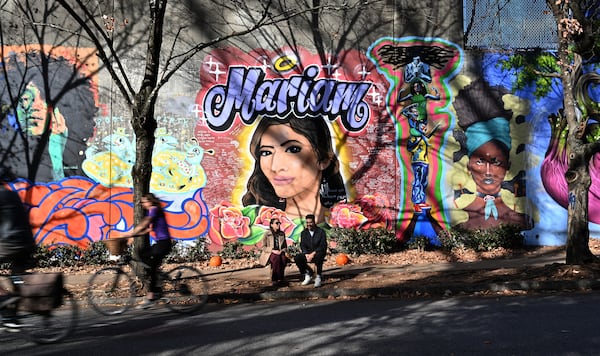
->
[208, 202, 251, 245]
[255, 206, 296, 236]
[329, 202, 368, 229]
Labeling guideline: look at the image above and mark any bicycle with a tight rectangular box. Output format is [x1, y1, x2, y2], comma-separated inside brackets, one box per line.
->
[0, 271, 78, 344]
[86, 237, 208, 316]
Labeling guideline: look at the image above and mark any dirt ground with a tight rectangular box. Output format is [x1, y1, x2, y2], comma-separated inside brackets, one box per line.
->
[18, 238, 600, 300]
[202, 239, 600, 296]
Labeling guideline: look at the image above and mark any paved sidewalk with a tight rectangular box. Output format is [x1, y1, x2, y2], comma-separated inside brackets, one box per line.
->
[64, 248, 600, 303]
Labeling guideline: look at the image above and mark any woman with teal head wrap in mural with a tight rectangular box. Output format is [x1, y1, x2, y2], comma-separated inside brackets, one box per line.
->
[453, 82, 533, 230]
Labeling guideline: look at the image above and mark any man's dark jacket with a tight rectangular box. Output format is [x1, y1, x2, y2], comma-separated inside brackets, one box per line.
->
[299, 226, 327, 255]
[0, 187, 35, 258]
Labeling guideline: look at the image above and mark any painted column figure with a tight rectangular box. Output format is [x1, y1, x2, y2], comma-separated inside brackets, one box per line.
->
[401, 103, 440, 211]
[398, 78, 441, 212]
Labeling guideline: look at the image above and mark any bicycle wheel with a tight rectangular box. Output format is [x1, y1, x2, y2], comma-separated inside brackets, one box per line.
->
[161, 265, 208, 314]
[19, 289, 78, 344]
[87, 267, 136, 316]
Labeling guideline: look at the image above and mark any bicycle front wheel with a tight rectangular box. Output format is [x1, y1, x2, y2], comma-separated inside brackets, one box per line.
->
[87, 267, 136, 316]
[20, 289, 78, 344]
[162, 265, 208, 314]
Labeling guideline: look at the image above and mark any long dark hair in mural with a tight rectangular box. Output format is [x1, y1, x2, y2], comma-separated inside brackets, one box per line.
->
[0, 47, 96, 182]
[242, 114, 347, 216]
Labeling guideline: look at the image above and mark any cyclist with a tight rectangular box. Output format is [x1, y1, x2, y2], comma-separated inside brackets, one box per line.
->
[0, 182, 37, 329]
[120, 192, 172, 309]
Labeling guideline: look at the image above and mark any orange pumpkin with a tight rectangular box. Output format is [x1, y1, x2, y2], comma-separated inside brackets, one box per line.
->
[336, 253, 350, 266]
[209, 255, 223, 267]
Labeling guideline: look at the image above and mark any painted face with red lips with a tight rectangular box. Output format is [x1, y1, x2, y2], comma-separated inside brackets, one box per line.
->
[467, 140, 510, 196]
[259, 123, 324, 203]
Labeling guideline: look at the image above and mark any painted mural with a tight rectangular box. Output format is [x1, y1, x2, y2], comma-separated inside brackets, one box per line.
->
[367, 38, 463, 245]
[482, 52, 600, 245]
[195, 46, 397, 247]
[0, 47, 211, 249]
[450, 80, 534, 231]
[3, 38, 600, 251]
[0, 45, 97, 182]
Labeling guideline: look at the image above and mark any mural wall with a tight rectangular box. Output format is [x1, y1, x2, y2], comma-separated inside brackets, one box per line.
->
[2, 37, 599, 250]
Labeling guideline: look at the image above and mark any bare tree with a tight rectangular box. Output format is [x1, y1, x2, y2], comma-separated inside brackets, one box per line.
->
[0, 0, 97, 185]
[545, 0, 600, 264]
[461, 0, 600, 264]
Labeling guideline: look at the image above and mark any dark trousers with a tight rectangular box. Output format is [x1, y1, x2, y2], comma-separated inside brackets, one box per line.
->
[294, 251, 325, 277]
[269, 252, 287, 282]
[140, 239, 172, 295]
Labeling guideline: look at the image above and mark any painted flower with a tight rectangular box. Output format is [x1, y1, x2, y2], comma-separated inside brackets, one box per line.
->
[329, 202, 368, 229]
[208, 201, 251, 245]
[255, 206, 296, 236]
[355, 194, 393, 229]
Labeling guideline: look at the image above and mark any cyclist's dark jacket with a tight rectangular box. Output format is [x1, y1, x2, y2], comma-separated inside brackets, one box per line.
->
[0, 186, 36, 259]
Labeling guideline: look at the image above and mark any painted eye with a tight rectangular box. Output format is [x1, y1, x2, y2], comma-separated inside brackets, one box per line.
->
[286, 146, 301, 154]
[259, 149, 273, 157]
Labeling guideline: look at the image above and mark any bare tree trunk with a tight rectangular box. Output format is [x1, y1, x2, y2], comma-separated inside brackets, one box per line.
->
[130, 99, 156, 259]
[129, 0, 166, 259]
[551, 1, 597, 264]
[565, 145, 596, 263]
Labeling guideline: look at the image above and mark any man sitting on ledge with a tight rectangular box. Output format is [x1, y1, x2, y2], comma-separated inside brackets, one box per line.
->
[294, 214, 327, 288]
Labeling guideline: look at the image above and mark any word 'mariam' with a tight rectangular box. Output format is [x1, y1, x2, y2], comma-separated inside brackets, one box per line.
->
[203, 65, 372, 132]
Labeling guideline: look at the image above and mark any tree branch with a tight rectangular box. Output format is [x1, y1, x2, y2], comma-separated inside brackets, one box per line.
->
[56, 0, 136, 106]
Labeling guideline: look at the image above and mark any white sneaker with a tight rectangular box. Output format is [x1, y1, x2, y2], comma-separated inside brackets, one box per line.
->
[314, 275, 322, 288]
[301, 273, 312, 286]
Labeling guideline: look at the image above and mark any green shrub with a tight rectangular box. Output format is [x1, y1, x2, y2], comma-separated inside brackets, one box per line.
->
[0, 225, 526, 269]
[330, 227, 398, 256]
[438, 224, 525, 251]
[81, 240, 113, 265]
[406, 236, 430, 252]
[285, 243, 301, 258]
[218, 240, 258, 259]
[35, 244, 83, 268]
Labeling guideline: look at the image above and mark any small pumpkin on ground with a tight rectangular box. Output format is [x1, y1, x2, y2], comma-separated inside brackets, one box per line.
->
[336, 253, 350, 266]
[209, 255, 223, 267]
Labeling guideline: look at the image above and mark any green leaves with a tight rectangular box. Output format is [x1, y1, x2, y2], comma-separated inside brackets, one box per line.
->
[330, 228, 397, 256]
[498, 52, 560, 98]
[438, 224, 525, 252]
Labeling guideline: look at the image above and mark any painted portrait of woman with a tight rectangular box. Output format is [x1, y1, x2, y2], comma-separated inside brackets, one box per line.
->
[461, 117, 532, 228]
[452, 81, 533, 230]
[242, 114, 347, 223]
[0, 50, 96, 182]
